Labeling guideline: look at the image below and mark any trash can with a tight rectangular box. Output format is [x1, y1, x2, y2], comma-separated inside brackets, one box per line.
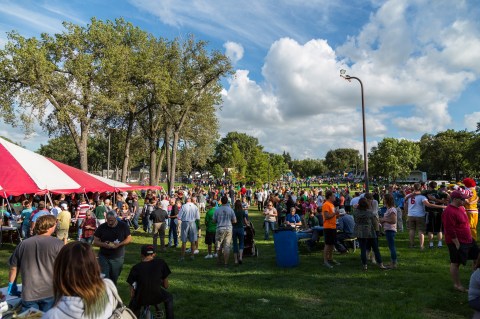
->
[273, 228, 299, 267]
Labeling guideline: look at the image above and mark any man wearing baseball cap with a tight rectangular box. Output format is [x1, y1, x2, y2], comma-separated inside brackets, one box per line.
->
[442, 190, 479, 293]
[127, 245, 173, 318]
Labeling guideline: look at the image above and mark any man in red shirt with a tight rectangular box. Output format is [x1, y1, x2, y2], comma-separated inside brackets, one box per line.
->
[442, 190, 479, 292]
[322, 190, 340, 268]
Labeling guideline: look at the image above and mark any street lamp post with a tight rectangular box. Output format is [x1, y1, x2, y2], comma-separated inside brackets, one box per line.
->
[340, 69, 369, 193]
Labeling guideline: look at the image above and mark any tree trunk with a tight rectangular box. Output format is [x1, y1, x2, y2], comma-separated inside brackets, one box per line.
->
[168, 131, 179, 192]
[166, 137, 171, 192]
[78, 128, 89, 171]
[121, 112, 135, 183]
[149, 139, 157, 186]
[155, 133, 168, 188]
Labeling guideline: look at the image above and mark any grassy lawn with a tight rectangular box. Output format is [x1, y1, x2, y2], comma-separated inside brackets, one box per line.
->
[0, 205, 475, 319]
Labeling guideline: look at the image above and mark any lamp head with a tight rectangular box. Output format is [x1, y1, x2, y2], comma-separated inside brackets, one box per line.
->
[339, 69, 351, 81]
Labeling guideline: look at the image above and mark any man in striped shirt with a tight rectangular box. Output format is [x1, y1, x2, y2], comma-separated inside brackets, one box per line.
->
[75, 195, 90, 241]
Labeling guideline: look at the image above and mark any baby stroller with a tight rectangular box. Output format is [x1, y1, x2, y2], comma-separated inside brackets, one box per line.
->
[243, 220, 258, 257]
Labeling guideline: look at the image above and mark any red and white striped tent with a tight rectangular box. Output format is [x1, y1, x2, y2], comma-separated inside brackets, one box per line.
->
[0, 137, 158, 197]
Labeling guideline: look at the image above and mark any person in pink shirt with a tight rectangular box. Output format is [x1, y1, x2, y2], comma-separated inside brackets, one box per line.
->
[381, 194, 398, 268]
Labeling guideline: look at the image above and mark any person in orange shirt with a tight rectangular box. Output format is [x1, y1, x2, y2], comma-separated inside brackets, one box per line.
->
[322, 190, 340, 268]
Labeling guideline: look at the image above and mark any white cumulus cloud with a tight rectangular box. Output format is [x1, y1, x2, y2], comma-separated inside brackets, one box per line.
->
[223, 41, 244, 64]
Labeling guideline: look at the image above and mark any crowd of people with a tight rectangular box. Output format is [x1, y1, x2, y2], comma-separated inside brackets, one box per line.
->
[0, 177, 479, 318]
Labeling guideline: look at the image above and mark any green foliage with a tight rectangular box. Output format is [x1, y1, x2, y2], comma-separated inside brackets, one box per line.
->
[211, 163, 225, 179]
[369, 138, 420, 181]
[417, 130, 476, 180]
[214, 132, 262, 168]
[37, 132, 147, 172]
[324, 148, 363, 174]
[291, 158, 326, 177]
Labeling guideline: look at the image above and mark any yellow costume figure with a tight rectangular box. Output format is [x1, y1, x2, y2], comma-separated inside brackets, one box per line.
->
[463, 178, 478, 240]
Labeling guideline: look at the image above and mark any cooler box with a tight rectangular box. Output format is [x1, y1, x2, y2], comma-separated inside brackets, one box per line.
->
[273, 228, 299, 267]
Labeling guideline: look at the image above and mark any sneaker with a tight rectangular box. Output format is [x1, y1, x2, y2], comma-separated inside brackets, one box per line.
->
[213, 253, 218, 258]
[438, 242, 443, 248]
[324, 261, 333, 269]
[204, 254, 213, 259]
[329, 260, 341, 266]
[186, 248, 192, 253]
[194, 249, 200, 255]
[429, 242, 434, 249]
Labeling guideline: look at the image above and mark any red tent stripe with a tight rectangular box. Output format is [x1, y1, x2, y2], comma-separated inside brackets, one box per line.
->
[48, 159, 121, 193]
[0, 142, 42, 196]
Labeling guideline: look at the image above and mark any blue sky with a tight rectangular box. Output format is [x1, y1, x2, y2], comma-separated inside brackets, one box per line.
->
[0, 0, 479, 159]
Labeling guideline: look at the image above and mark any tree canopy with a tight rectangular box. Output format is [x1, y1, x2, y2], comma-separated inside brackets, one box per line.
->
[368, 138, 421, 181]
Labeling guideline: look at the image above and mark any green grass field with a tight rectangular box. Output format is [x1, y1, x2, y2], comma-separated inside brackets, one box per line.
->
[0, 205, 476, 319]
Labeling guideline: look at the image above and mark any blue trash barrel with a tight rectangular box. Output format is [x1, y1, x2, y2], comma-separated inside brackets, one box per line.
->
[273, 228, 299, 267]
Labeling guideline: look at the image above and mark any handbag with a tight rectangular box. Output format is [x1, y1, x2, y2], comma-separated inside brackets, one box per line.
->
[105, 279, 137, 319]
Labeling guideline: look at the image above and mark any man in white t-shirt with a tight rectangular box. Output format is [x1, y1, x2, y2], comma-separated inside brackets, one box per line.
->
[405, 183, 446, 250]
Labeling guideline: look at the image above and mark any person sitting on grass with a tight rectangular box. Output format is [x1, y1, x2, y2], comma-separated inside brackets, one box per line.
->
[127, 245, 173, 319]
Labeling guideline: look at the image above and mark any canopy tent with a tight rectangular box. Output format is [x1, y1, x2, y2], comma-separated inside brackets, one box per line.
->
[0, 137, 161, 197]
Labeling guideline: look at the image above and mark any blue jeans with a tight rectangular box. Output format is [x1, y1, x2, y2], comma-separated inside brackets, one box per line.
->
[98, 254, 124, 285]
[22, 296, 55, 312]
[132, 213, 140, 229]
[81, 236, 94, 245]
[264, 221, 276, 240]
[385, 230, 397, 263]
[76, 218, 84, 240]
[22, 223, 30, 239]
[358, 238, 382, 266]
[143, 215, 152, 233]
[168, 219, 178, 246]
[232, 227, 244, 253]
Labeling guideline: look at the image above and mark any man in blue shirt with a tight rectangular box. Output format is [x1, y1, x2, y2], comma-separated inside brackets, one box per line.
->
[335, 209, 355, 253]
[285, 207, 302, 228]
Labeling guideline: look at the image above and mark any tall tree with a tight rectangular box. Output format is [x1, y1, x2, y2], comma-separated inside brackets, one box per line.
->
[162, 37, 232, 191]
[418, 130, 475, 180]
[0, 18, 139, 171]
[324, 148, 363, 174]
[291, 159, 326, 177]
[369, 138, 420, 181]
[214, 132, 263, 168]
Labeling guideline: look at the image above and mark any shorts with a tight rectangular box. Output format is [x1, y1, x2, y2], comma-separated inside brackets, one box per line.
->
[180, 221, 197, 243]
[426, 211, 443, 233]
[215, 228, 233, 252]
[205, 231, 216, 245]
[407, 216, 426, 233]
[324, 228, 336, 245]
[447, 241, 479, 265]
[56, 229, 69, 240]
[199, 203, 206, 210]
